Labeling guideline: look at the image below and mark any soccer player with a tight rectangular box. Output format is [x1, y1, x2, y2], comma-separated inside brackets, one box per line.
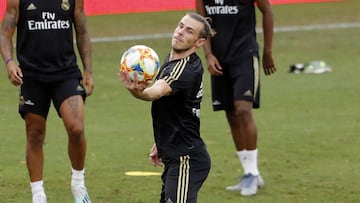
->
[196, 0, 276, 196]
[0, 0, 94, 202]
[119, 13, 212, 203]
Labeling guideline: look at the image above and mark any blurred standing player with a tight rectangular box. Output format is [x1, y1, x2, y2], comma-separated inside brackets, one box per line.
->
[120, 13, 211, 203]
[0, 0, 94, 202]
[196, 0, 276, 196]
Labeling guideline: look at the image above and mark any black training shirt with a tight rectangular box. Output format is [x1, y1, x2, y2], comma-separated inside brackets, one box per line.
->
[202, 0, 259, 63]
[151, 53, 206, 158]
[16, 0, 81, 81]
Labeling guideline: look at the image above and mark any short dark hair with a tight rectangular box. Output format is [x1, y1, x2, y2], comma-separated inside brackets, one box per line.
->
[187, 12, 212, 40]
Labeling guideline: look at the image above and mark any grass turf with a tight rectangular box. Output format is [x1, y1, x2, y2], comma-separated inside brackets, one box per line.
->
[0, 0, 359, 202]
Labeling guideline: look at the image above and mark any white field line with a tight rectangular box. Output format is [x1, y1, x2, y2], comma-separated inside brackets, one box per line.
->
[90, 22, 360, 43]
[273, 22, 360, 32]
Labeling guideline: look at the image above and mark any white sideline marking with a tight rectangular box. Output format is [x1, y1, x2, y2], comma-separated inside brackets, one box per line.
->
[91, 33, 172, 43]
[91, 22, 360, 43]
[273, 22, 360, 32]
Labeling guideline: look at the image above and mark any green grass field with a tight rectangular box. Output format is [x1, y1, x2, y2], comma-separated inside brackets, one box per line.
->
[1, 0, 360, 202]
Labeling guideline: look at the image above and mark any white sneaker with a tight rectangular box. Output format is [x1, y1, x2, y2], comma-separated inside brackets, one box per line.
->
[240, 174, 264, 196]
[225, 174, 264, 192]
[72, 186, 91, 203]
[32, 194, 47, 203]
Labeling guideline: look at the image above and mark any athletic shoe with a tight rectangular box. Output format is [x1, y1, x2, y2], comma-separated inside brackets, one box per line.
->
[303, 61, 332, 74]
[289, 63, 305, 74]
[289, 60, 332, 74]
[32, 194, 47, 203]
[71, 186, 91, 203]
[225, 174, 264, 191]
[240, 174, 264, 196]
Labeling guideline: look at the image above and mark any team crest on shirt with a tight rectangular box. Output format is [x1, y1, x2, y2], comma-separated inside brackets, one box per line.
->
[61, 0, 70, 11]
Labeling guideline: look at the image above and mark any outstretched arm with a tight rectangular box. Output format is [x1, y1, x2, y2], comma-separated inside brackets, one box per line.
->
[119, 70, 172, 101]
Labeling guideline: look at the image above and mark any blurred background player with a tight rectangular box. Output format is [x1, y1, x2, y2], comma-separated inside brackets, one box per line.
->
[119, 13, 212, 203]
[0, 0, 94, 202]
[196, 0, 276, 196]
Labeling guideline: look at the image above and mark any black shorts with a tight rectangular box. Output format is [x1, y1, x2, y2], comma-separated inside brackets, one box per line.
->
[19, 78, 86, 119]
[160, 149, 211, 203]
[211, 55, 260, 111]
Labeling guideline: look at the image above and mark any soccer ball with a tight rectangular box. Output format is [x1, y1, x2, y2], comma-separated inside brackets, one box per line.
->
[120, 45, 160, 82]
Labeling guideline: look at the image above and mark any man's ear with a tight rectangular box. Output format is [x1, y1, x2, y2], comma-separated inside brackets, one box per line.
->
[195, 38, 206, 48]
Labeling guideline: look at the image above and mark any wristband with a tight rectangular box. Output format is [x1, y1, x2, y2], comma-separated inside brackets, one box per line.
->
[5, 57, 13, 65]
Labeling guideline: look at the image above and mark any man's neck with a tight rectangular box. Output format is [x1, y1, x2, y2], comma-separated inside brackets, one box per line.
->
[169, 48, 197, 61]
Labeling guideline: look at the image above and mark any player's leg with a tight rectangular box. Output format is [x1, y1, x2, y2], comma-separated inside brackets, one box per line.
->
[228, 55, 260, 152]
[161, 152, 210, 203]
[20, 79, 51, 203]
[226, 100, 257, 151]
[159, 163, 169, 203]
[53, 79, 90, 202]
[161, 157, 184, 203]
[225, 55, 263, 195]
[25, 113, 47, 182]
[185, 150, 211, 203]
[226, 101, 263, 194]
[60, 95, 90, 203]
[225, 101, 262, 194]
[25, 113, 48, 203]
[60, 95, 86, 170]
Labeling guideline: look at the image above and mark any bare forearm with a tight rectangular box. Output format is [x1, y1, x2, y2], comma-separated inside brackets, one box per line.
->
[130, 89, 154, 101]
[0, 34, 14, 63]
[76, 33, 92, 73]
[129, 79, 171, 101]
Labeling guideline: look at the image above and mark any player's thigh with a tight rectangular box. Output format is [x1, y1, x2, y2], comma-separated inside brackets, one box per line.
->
[163, 152, 210, 203]
[24, 113, 47, 142]
[230, 55, 260, 105]
[52, 79, 86, 127]
[19, 78, 52, 119]
[186, 150, 211, 202]
[211, 74, 234, 111]
[60, 95, 84, 126]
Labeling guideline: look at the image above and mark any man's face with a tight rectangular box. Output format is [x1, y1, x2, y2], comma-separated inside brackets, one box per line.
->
[171, 15, 203, 53]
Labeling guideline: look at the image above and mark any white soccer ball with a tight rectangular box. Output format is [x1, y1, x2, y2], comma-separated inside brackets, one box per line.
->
[120, 45, 160, 82]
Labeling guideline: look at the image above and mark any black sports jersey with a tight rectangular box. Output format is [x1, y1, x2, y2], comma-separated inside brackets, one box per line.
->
[152, 53, 206, 158]
[17, 0, 81, 81]
[202, 0, 259, 63]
